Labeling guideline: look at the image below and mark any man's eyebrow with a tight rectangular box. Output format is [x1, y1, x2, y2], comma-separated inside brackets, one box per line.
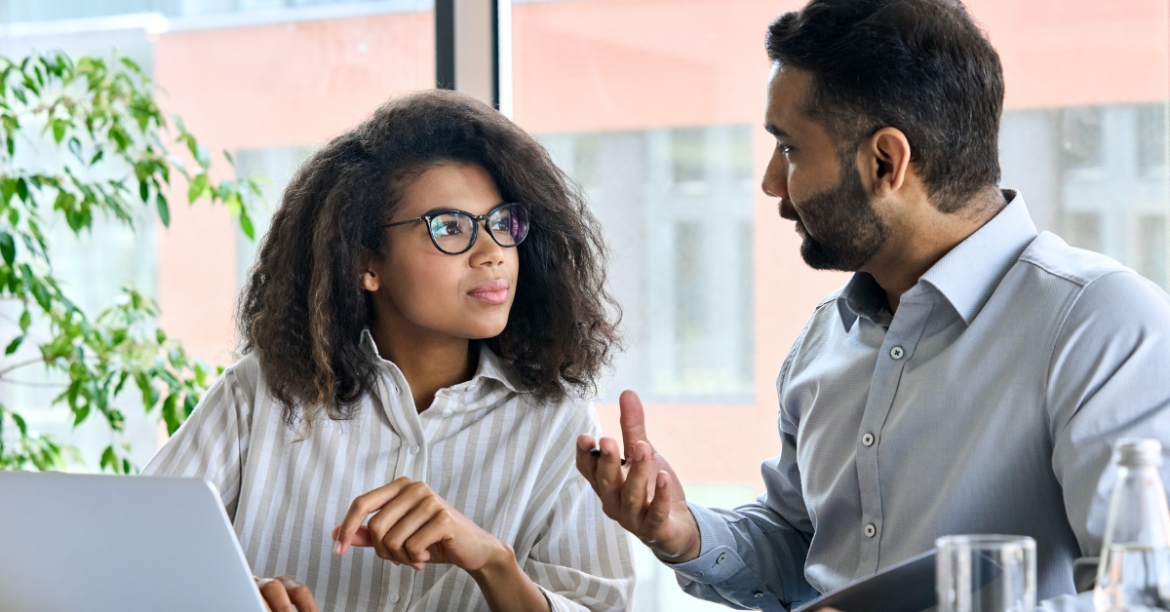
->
[764, 123, 791, 138]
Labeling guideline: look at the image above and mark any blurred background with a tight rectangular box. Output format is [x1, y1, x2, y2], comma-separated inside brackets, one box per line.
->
[1, 0, 1167, 609]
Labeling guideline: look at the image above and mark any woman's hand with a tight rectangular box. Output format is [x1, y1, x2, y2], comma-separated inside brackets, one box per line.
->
[332, 477, 510, 572]
[254, 576, 318, 612]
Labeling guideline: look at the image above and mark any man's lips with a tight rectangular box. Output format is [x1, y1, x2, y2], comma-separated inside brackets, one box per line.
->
[778, 200, 807, 236]
[467, 279, 510, 305]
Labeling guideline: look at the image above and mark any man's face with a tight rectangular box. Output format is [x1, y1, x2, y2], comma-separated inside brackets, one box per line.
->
[762, 63, 890, 271]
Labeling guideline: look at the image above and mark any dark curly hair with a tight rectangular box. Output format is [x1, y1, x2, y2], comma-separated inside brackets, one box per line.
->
[237, 90, 620, 423]
[767, 0, 1004, 211]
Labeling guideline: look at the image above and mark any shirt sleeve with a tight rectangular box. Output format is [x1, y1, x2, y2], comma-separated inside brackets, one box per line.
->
[521, 403, 636, 612]
[525, 477, 637, 612]
[665, 336, 821, 611]
[140, 366, 252, 520]
[1046, 270, 1170, 560]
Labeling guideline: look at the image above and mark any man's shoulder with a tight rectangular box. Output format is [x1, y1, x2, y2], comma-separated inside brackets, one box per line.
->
[1014, 231, 1170, 331]
[1017, 231, 1132, 289]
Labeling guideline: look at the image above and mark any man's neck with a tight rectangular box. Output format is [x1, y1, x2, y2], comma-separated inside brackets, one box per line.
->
[367, 319, 475, 413]
[866, 187, 1006, 314]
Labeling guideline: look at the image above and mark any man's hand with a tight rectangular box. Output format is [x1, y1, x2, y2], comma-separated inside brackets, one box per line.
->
[332, 478, 511, 573]
[255, 576, 318, 612]
[575, 390, 702, 563]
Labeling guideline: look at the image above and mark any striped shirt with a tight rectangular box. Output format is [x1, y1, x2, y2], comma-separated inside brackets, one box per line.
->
[143, 331, 635, 612]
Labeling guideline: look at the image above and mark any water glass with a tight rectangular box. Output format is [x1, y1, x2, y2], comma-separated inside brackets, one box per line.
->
[937, 534, 1037, 612]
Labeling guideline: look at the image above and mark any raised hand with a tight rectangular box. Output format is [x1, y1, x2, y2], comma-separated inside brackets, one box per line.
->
[331, 478, 510, 572]
[575, 390, 702, 563]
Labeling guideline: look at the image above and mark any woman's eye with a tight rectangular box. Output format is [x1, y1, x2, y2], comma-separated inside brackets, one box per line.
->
[432, 219, 464, 236]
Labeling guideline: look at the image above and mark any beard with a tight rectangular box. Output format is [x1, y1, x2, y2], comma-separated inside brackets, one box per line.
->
[791, 162, 891, 272]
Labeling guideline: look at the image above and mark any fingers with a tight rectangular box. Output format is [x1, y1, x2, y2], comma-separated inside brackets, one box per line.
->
[278, 576, 319, 612]
[619, 440, 654, 527]
[618, 390, 649, 459]
[364, 482, 434, 561]
[593, 435, 626, 517]
[256, 576, 317, 612]
[334, 477, 413, 555]
[381, 495, 444, 568]
[644, 470, 673, 534]
[332, 524, 373, 548]
[402, 513, 456, 570]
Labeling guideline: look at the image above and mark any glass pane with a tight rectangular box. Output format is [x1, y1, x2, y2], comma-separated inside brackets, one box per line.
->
[0, 1, 433, 469]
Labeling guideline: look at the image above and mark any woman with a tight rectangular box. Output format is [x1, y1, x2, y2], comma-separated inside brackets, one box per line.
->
[143, 90, 635, 612]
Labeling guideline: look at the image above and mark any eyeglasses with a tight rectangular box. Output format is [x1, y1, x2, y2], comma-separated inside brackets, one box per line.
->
[383, 203, 530, 255]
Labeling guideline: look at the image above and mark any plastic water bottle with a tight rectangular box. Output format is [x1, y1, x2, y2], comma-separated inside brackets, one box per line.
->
[1094, 439, 1170, 612]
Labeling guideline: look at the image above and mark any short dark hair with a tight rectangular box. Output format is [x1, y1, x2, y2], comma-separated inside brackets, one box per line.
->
[766, 0, 1004, 211]
[238, 90, 620, 423]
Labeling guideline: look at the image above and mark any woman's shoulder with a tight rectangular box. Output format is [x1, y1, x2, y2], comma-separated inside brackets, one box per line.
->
[204, 351, 266, 409]
[515, 388, 601, 441]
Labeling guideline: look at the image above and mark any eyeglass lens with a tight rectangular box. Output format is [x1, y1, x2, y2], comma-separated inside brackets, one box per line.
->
[426, 205, 528, 254]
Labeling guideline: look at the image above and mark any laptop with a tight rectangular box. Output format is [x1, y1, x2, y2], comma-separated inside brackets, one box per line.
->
[0, 471, 267, 612]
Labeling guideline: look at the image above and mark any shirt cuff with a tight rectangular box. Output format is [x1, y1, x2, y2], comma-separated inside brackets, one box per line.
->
[664, 501, 749, 585]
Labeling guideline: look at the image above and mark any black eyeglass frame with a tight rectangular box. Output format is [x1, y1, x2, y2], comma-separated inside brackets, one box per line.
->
[382, 202, 529, 255]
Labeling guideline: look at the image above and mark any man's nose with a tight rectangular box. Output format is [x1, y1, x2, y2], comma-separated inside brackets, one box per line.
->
[761, 150, 789, 200]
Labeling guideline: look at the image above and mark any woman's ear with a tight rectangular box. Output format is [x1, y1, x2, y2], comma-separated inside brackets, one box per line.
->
[360, 269, 380, 292]
[358, 253, 381, 292]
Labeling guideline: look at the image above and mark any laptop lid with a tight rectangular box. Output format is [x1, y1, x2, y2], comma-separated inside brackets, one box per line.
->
[0, 471, 267, 612]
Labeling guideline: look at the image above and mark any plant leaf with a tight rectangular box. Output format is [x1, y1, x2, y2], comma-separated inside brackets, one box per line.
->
[0, 231, 14, 265]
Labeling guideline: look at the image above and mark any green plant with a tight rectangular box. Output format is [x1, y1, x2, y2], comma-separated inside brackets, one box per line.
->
[0, 50, 260, 472]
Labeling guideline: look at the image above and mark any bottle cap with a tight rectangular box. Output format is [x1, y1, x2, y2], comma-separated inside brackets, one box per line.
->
[1116, 438, 1163, 467]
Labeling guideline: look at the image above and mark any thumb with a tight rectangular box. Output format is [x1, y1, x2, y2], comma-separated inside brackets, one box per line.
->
[619, 390, 650, 459]
[331, 525, 374, 550]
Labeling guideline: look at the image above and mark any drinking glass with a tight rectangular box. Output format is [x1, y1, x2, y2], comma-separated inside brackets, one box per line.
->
[937, 534, 1037, 612]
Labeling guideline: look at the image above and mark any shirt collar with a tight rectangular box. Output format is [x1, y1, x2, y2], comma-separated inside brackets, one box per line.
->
[837, 190, 1037, 331]
[358, 328, 521, 394]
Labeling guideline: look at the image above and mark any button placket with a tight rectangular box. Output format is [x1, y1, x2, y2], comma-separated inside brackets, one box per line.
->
[854, 300, 935, 575]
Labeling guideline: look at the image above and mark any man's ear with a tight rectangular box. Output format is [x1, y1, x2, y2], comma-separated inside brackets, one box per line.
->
[860, 127, 912, 198]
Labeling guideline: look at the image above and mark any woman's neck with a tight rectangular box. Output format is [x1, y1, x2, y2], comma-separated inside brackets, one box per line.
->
[368, 321, 476, 413]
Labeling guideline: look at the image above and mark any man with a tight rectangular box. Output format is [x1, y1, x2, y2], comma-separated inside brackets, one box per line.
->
[575, 0, 1170, 609]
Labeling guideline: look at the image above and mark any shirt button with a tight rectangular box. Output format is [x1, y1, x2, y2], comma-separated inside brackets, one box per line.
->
[753, 591, 765, 598]
[861, 433, 875, 447]
[388, 592, 400, 603]
[890, 346, 905, 360]
[715, 552, 728, 564]
[441, 408, 454, 418]
[409, 444, 420, 455]
[864, 523, 877, 538]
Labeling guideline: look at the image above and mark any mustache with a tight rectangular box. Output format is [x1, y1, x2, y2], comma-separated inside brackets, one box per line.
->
[778, 199, 800, 222]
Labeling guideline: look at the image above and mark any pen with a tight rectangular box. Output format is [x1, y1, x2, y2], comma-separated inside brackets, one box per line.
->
[589, 447, 627, 465]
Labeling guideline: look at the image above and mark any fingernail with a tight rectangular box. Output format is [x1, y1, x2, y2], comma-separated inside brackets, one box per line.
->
[332, 541, 342, 555]
[633, 448, 645, 462]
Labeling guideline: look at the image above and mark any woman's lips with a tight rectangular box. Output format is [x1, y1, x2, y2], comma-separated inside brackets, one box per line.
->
[467, 279, 510, 305]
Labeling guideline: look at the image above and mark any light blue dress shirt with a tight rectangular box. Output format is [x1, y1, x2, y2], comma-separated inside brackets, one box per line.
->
[669, 192, 1170, 611]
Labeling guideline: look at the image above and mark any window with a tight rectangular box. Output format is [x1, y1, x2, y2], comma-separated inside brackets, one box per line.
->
[541, 126, 755, 403]
[234, 146, 317, 289]
[1, 0, 432, 468]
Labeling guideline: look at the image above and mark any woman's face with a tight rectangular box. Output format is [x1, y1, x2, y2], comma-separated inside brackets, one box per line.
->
[364, 162, 519, 342]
